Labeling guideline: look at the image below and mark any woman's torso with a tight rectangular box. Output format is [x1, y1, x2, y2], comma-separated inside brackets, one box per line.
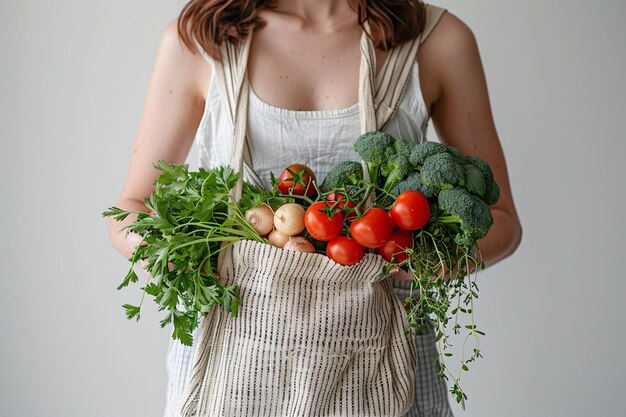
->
[196, 58, 431, 190]
[192, 7, 443, 188]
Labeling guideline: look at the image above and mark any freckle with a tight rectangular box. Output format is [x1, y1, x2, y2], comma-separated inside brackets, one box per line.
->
[322, 55, 326, 59]
[169, 90, 173, 94]
[326, 95, 330, 98]
[310, 88, 315, 91]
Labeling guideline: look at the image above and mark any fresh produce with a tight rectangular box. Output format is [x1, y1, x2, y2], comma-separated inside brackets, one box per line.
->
[304, 201, 345, 241]
[273, 203, 306, 236]
[351, 132, 501, 406]
[276, 163, 316, 197]
[102, 162, 274, 346]
[326, 236, 366, 266]
[353, 131, 395, 187]
[268, 228, 290, 248]
[326, 191, 362, 221]
[349, 207, 394, 248]
[319, 160, 363, 192]
[390, 190, 430, 231]
[375, 229, 413, 263]
[104, 131, 500, 407]
[245, 204, 274, 235]
[283, 236, 316, 253]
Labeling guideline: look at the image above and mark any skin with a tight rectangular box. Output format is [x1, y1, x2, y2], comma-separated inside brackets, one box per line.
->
[107, 0, 523, 279]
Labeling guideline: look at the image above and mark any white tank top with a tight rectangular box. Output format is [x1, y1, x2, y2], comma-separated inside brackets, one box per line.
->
[195, 60, 430, 190]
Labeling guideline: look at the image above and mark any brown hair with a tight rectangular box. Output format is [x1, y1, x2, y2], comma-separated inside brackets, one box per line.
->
[177, 0, 426, 60]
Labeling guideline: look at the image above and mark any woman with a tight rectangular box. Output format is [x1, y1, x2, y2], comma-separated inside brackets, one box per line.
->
[107, 0, 523, 416]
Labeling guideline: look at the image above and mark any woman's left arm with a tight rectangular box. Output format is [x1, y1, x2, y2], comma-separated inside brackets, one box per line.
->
[426, 12, 523, 268]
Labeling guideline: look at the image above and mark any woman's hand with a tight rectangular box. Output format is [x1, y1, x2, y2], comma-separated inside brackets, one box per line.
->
[125, 231, 174, 272]
[389, 254, 478, 283]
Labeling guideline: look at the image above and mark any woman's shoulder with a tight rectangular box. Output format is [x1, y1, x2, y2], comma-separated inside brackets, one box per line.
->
[417, 6, 481, 75]
[420, 5, 477, 49]
[414, 6, 483, 113]
[155, 19, 213, 100]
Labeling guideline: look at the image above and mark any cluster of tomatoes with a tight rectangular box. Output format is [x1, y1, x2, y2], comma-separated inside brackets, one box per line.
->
[276, 164, 431, 266]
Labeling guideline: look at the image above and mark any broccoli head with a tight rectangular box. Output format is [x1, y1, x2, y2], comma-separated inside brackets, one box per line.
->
[320, 160, 364, 192]
[465, 155, 501, 205]
[420, 152, 465, 190]
[462, 163, 487, 197]
[437, 187, 493, 248]
[353, 131, 395, 186]
[390, 171, 438, 198]
[409, 141, 447, 166]
[380, 153, 412, 192]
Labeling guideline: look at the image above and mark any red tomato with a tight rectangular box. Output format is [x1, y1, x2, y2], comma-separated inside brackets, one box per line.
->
[390, 190, 430, 231]
[375, 229, 414, 263]
[327, 192, 362, 221]
[304, 201, 345, 241]
[149, 209, 156, 215]
[277, 164, 317, 197]
[349, 207, 394, 248]
[326, 236, 366, 266]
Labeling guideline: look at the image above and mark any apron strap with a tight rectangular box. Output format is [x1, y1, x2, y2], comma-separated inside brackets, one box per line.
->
[205, 36, 266, 198]
[374, 4, 447, 130]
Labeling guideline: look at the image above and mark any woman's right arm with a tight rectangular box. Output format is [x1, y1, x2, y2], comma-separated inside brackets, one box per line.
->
[107, 19, 212, 259]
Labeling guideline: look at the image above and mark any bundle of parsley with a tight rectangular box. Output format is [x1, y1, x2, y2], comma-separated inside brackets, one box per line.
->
[103, 161, 277, 345]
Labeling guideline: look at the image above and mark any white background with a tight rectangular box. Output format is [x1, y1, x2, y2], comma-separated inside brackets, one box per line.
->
[1, 1, 625, 416]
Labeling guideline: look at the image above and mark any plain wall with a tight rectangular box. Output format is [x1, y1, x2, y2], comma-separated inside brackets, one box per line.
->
[1, 1, 625, 416]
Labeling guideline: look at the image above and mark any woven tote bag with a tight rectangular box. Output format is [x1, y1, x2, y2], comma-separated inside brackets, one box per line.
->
[181, 6, 447, 414]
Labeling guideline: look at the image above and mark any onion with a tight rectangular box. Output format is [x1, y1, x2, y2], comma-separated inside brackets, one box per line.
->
[245, 204, 274, 236]
[283, 236, 316, 253]
[268, 228, 290, 248]
[273, 203, 306, 236]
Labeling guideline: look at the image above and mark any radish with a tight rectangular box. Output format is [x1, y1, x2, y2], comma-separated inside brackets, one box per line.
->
[245, 204, 274, 236]
[273, 203, 306, 236]
[283, 237, 315, 253]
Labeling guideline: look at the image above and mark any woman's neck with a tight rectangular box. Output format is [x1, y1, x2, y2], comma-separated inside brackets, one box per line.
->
[273, 0, 355, 26]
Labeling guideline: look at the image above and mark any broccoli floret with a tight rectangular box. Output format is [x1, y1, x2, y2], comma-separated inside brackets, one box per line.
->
[465, 155, 501, 205]
[390, 171, 438, 198]
[409, 141, 447, 166]
[353, 131, 395, 186]
[462, 163, 487, 197]
[437, 187, 493, 248]
[320, 161, 364, 192]
[420, 152, 465, 190]
[446, 146, 466, 162]
[393, 137, 415, 157]
[380, 153, 413, 192]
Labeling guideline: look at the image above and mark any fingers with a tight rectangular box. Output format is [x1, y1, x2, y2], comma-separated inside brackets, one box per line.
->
[390, 268, 413, 281]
